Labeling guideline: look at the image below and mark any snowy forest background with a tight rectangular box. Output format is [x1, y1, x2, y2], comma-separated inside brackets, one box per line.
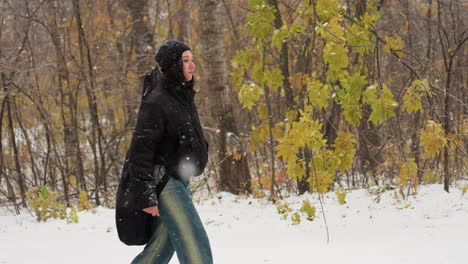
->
[1, 0, 466, 211]
[0, 1, 467, 262]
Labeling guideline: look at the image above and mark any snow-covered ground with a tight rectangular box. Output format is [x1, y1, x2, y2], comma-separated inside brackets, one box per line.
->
[1, 184, 467, 264]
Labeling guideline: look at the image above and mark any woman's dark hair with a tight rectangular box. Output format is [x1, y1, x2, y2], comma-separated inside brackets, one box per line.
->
[163, 58, 186, 84]
[161, 57, 195, 90]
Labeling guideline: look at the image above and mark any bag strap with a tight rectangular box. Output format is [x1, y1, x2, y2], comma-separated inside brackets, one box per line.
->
[155, 172, 171, 197]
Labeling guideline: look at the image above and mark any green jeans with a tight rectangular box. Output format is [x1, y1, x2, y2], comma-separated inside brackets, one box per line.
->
[131, 177, 213, 264]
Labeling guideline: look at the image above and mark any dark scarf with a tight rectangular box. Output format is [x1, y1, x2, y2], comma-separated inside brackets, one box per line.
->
[162, 76, 195, 108]
[141, 67, 196, 109]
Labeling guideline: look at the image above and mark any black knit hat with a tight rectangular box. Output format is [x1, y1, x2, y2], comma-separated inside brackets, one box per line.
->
[155, 40, 191, 73]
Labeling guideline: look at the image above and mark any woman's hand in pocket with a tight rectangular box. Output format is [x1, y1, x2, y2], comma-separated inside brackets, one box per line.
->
[143, 206, 160, 216]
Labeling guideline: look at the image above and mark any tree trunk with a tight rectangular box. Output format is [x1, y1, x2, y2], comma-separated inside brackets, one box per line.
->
[267, 0, 294, 111]
[48, 1, 81, 205]
[176, 0, 189, 42]
[295, 0, 317, 195]
[355, 0, 383, 185]
[13, 99, 39, 186]
[127, 0, 154, 77]
[199, 0, 251, 194]
[6, 97, 26, 206]
[72, 0, 107, 204]
[126, 0, 155, 127]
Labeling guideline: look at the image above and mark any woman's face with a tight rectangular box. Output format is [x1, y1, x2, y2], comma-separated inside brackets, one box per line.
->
[182, 50, 195, 81]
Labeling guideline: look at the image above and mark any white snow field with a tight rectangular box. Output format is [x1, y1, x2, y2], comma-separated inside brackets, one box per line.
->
[1, 184, 467, 264]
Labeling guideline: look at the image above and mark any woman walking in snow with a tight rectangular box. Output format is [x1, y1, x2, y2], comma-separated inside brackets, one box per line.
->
[116, 40, 213, 264]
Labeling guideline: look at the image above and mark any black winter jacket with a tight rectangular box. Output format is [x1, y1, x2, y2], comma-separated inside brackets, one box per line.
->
[116, 70, 209, 212]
